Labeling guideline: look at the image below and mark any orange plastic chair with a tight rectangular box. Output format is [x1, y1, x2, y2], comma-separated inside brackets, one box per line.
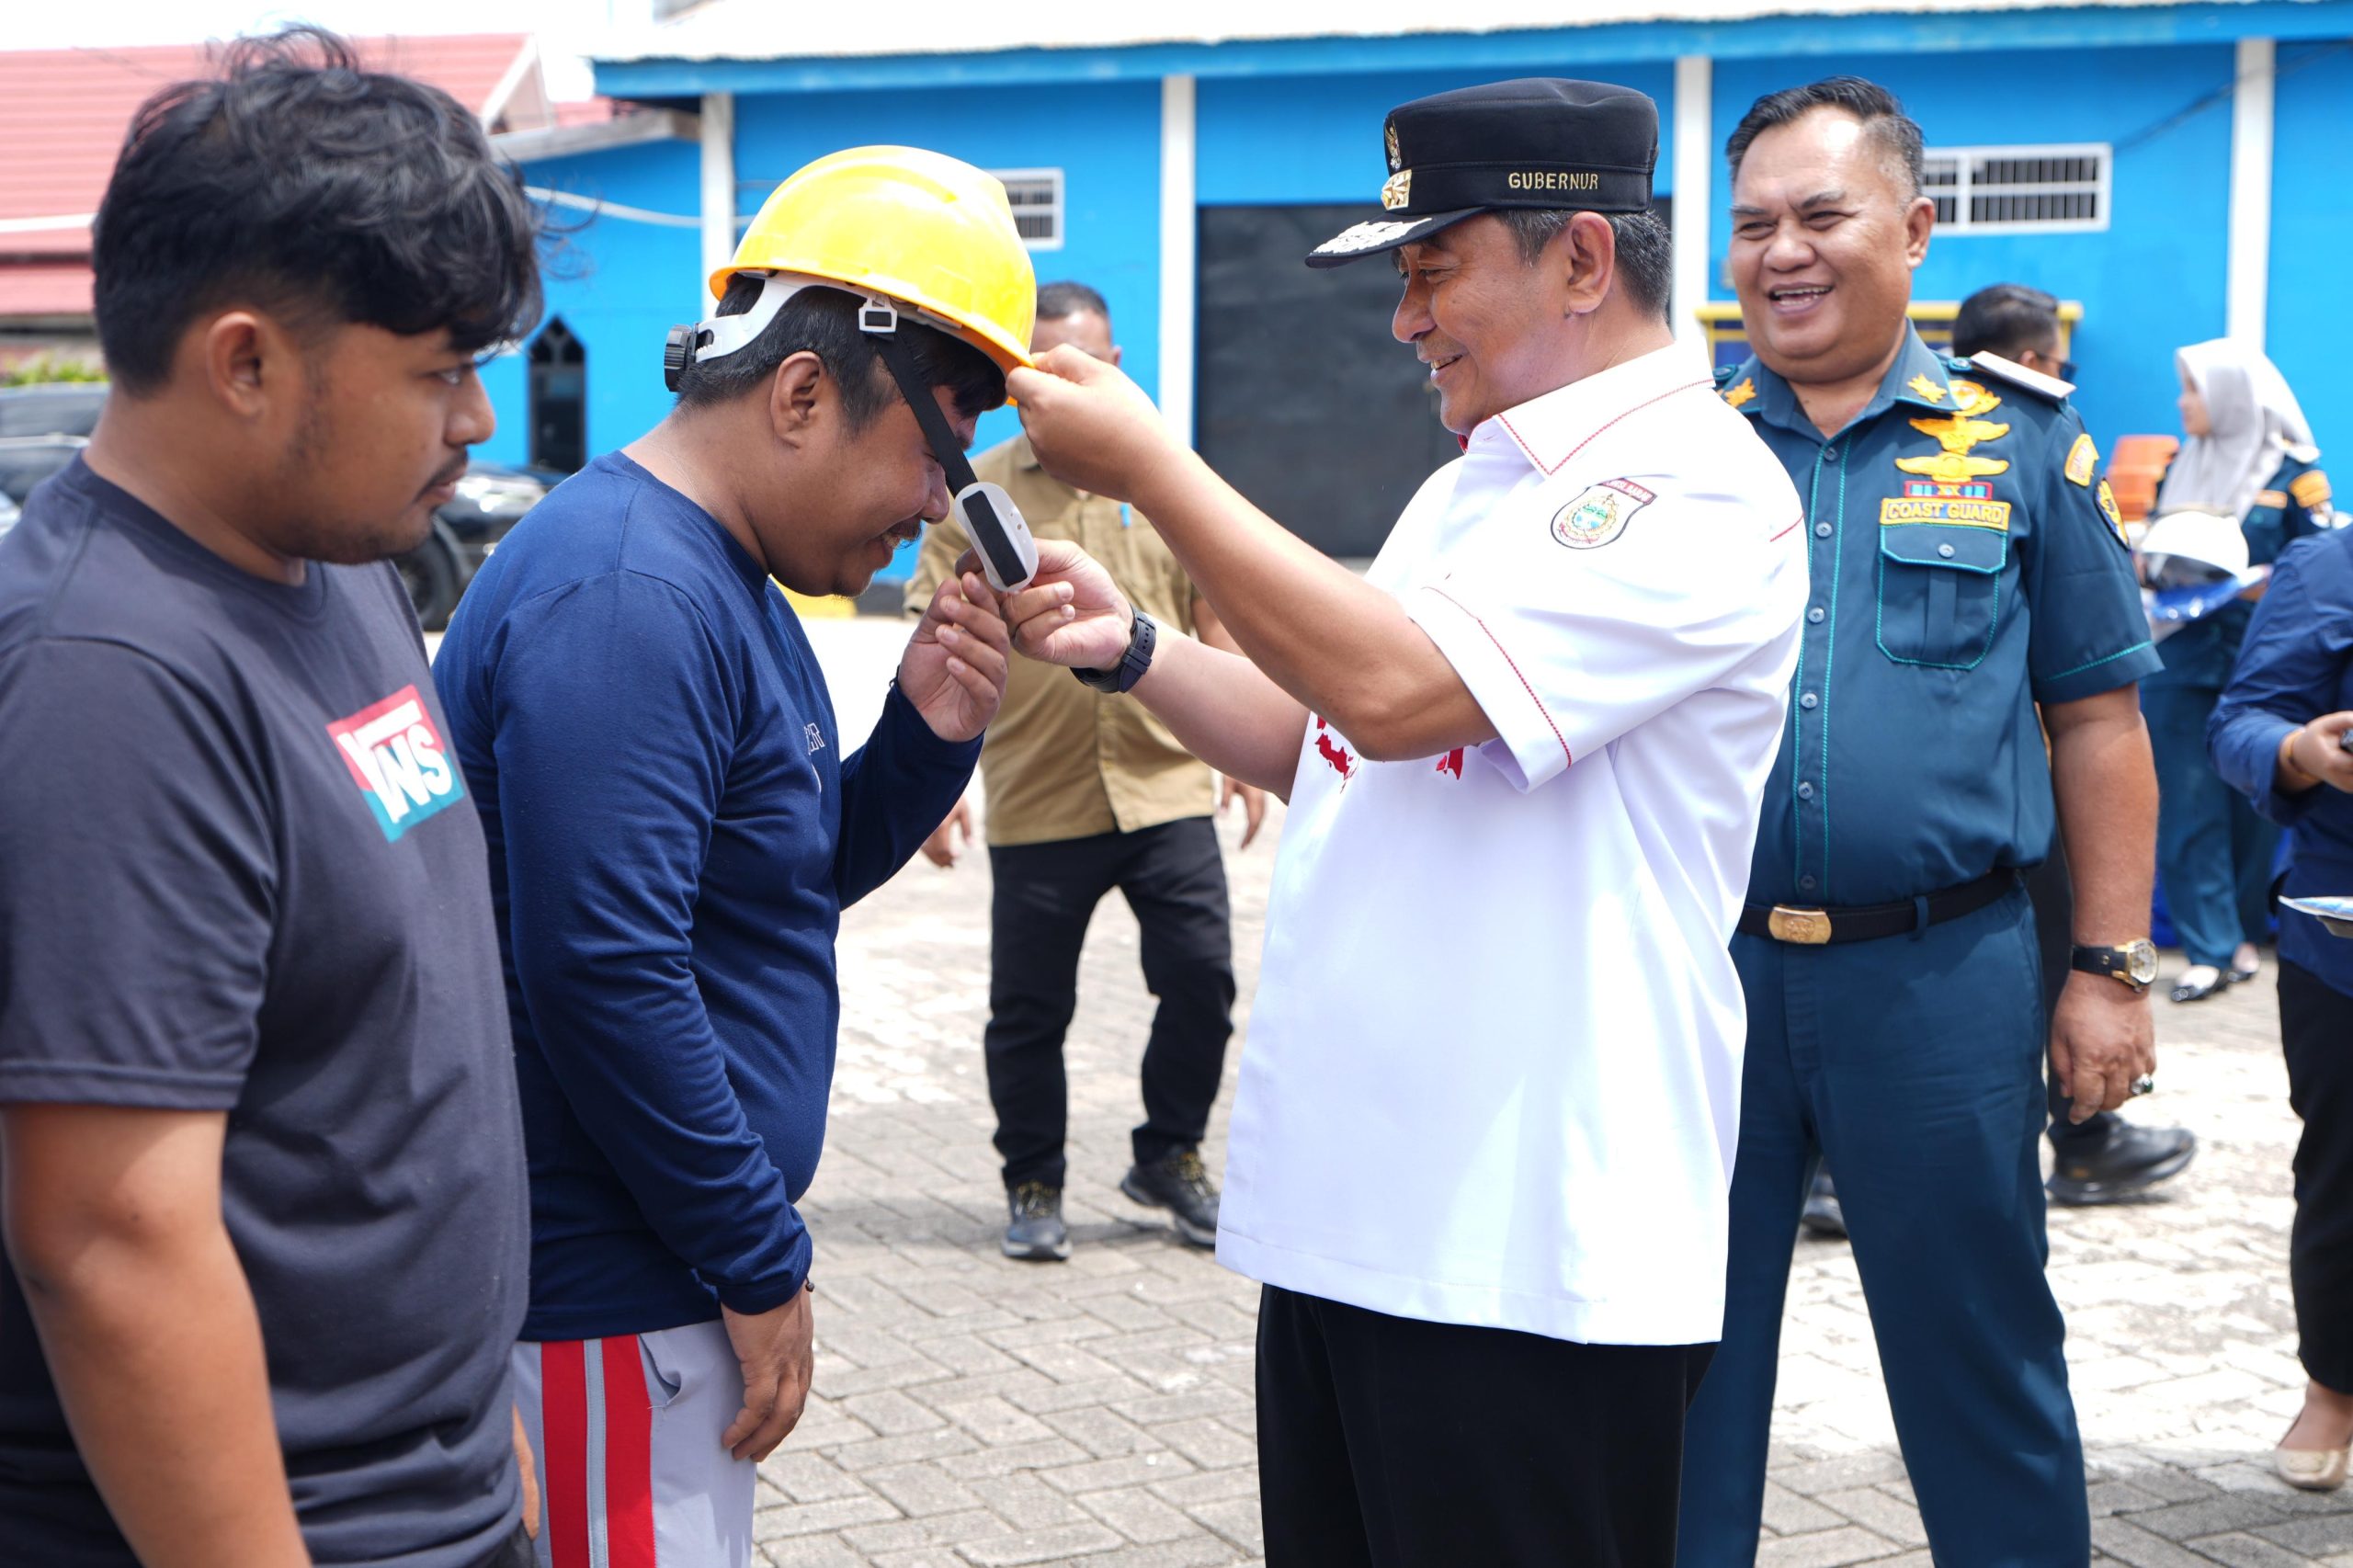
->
[2104, 434, 2180, 523]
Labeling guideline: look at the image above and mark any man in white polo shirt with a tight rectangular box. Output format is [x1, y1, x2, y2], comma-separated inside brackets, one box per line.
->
[999, 79, 1805, 1563]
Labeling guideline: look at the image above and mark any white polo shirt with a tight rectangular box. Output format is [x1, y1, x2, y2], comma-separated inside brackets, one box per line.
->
[1214, 340, 1806, 1346]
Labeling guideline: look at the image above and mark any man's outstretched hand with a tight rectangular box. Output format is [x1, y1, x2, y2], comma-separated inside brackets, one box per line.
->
[992, 539, 1137, 672]
[1008, 347, 1186, 503]
[901, 570, 1012, 743]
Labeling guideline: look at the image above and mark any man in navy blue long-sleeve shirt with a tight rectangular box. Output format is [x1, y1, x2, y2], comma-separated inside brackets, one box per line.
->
[436, 268, 1019, 1565]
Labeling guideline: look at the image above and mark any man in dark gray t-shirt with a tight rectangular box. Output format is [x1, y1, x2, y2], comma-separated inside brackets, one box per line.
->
[0, 29, 542, 1568]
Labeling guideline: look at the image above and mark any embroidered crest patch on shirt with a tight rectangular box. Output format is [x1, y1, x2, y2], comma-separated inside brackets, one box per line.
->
[2064, 433, 2098, 488]
[1551, 478, 1655, 550]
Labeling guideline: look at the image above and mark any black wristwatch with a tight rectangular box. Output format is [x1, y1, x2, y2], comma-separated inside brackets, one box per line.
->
[2071, 939, 2159, 994]
[1072, 611, 1157, 694]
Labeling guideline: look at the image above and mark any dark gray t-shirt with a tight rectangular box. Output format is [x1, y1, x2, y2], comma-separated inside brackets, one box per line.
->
[0, 460, 529, 1566]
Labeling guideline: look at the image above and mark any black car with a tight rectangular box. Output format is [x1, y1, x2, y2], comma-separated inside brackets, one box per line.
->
[0, 383, 558, 629]
[0, 435, 87, 507]
[0, 381, 108, 439]
[401, 464, 563, 631]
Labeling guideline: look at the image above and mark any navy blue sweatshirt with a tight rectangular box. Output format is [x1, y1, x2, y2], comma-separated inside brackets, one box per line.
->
[434, 452, 977, 1341]
[2211, 526, 2353, 1003]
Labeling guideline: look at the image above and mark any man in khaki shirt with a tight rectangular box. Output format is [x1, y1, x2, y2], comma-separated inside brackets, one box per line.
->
[906, 282, 1263, 1261]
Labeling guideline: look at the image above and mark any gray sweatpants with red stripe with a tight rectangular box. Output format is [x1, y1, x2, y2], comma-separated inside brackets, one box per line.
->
[512, 1321, 754, 1568]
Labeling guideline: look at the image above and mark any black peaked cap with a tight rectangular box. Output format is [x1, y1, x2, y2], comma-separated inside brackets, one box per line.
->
[1308, 77, 1659, 267]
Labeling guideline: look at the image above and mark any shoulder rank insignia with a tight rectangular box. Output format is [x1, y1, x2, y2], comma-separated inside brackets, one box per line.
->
[2257, 489, 2290, 509]
[1898, 390, 2012, 485]
[1962, 350, 2075, 403]
[1722, 377, 1756, 409]
[2097, 479, 2128, 547]
[1906, 373, 1947, 404]
[2292, 470, 2334, 510]
[2063, 433, 2097, 488]
[1944, 379, 2005, 418]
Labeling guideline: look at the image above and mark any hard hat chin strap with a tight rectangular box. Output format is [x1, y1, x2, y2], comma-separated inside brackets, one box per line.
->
[857, 297, 980, 495]
[859, 299, 1037, 593]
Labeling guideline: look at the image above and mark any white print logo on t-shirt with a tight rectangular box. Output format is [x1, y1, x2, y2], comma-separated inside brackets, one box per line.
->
[1551, 478, 1657, 550]
[326, 684, 464, 843]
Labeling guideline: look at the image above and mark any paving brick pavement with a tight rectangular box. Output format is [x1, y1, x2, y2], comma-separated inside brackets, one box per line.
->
[766, 621, 2353, 1565]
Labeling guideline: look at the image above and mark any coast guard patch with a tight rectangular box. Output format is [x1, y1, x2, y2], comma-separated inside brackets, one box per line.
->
[1552, 479, 1655, 550]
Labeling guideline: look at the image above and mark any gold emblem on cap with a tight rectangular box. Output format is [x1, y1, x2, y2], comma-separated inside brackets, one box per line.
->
[1386, 122, 1402, 173]
[1381, 169, 1412, 211]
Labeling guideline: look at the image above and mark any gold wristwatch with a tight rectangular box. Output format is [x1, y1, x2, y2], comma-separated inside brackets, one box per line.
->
[2071, 939, 2158, 994]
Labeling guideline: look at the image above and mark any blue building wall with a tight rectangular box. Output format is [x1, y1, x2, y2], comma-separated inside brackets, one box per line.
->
[521, 17, 2353, 556]
[481, 137, 701, 470]
[1198, 62, 1677, 205]
[2269, 40, 2353, 459]
[1711, 45, 2237, 450]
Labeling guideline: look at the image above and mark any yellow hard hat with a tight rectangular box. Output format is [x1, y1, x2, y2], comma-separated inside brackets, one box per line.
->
[711, 145, 1036, 374]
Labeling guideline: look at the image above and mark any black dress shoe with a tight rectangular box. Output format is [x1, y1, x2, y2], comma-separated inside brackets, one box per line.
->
[2226, 963, 2261, 985]
[1800, 1168, 1847, 1239]
[2048, 1121, 2198, 1205]
[1120, 1149, 1220, 1248]
[1003, 1181, 1070, 1262]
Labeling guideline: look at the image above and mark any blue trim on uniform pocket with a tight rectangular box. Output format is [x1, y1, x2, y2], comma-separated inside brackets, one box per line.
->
[1874, 523, 2007, 671]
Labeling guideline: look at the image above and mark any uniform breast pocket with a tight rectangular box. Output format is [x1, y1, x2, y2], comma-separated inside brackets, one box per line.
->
[1875, 521, 2008, 669]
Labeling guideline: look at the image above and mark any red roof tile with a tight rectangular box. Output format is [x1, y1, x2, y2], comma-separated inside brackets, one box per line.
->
[0, 35, 533, 260]
[0, 262, 94, 318]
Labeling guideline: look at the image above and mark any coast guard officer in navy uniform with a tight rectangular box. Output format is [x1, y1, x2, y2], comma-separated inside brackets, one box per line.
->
[1675, 79, 2162, 1564]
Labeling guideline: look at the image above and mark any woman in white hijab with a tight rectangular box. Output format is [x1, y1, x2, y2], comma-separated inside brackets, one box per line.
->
[2146, 339, 2333, 1001]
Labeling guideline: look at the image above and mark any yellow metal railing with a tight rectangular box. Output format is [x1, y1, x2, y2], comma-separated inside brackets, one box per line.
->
[1691, 299, 2082, 364]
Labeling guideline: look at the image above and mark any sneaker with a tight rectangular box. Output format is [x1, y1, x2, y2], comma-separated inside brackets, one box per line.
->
[1800, 1168, 1847, 1239]
[1003, 1181, 1070, 1262]
[1120, 1149, 1220, 1248]
[2047, 1120, 2197, 1206]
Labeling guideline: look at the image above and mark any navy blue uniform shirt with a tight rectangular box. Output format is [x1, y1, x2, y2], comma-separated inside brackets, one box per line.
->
[1720, 328, 2161, 907]
[434, 452, 978, 1342]
[2148, 453, 2331, 690]
[2210, 525, 2353, 999]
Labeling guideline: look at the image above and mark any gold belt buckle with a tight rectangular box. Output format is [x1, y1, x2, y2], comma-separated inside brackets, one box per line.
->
[1768, 905, 1833, 945]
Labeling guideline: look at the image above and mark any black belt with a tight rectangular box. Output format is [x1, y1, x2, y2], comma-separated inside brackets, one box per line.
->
[1738, 868, 2020, 946]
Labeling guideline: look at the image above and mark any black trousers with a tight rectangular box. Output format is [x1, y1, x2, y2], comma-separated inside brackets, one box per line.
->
[1256, 1286, 1712, 1568]
[984, 816, 1235, 1188]
[2281, 959, 2353, 1392]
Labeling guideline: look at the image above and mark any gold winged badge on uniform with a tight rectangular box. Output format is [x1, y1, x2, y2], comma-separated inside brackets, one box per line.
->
[1885, 379, 2014, 530]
